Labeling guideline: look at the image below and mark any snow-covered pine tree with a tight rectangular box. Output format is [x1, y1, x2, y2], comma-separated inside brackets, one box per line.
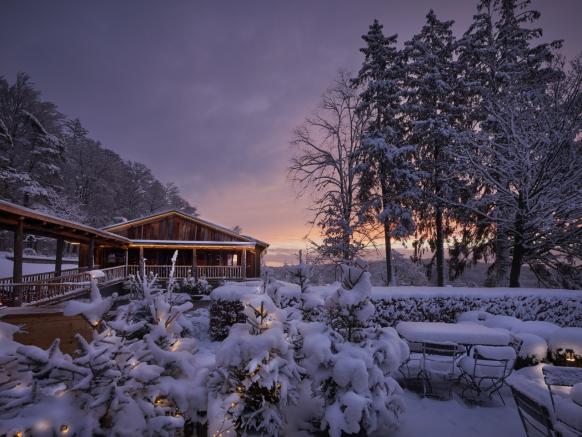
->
[353, 20, 418, 286]
[300, 259, 408, 437]
[402, 10, 465, 287]
[210, 294, 301, 437]
[0, 73, 66, 212]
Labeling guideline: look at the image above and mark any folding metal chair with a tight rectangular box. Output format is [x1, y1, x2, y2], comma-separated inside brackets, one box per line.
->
[511, 386, 560, 437]
[459, 345, 516, 405]
[419, 341, 465, 400]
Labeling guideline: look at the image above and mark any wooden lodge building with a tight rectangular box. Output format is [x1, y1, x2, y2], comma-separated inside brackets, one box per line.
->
[0, 199, 268, 307]
[101, 210, 268, 279]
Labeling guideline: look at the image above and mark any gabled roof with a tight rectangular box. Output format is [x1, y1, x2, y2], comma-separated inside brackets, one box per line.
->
[102, 209, 269, 248]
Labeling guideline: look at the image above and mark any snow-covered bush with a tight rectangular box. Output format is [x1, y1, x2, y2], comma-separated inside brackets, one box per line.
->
[325, 259, 376, 342]
[180, 275, 212, 295]
[0, 252, 209, 436]
[512, 333, 548, 369]
[209, 294, 302, 437]
[208, 284, 256, 341]
[549, 327, 582, 367]
[300, 259, 408, 437]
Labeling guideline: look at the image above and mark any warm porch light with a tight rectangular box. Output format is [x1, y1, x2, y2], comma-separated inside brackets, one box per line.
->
[565, 349, 576, 362]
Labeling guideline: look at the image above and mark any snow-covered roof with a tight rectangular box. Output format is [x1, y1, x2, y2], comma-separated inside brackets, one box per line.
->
[102, 209, 269, 247]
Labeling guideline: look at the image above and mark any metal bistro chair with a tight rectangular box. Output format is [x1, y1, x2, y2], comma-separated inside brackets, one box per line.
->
[511, 386, 561, 437]
[418, 341, 465, 400]
[398, 340, 425, 390]
[542, 367, 582, 437]
[459, 345, 517, 405]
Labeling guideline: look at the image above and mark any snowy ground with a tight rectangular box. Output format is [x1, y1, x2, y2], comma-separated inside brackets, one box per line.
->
[395, 389, 524, 437]
[0, 252, 77, 278]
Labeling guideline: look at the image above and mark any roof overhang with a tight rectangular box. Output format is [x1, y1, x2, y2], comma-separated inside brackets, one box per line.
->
[0, 199, 130, 247]
[128, 240, 257, 250]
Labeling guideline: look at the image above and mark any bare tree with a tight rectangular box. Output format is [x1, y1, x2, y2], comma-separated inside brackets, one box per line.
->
[290, 72, 376, 263]
[453, 56, 582, 287]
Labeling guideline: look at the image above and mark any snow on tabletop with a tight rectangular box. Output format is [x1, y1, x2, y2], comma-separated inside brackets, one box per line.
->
[396, 321, 511, 345]
[511, 321, 561, 342]
[548, 327, 582, 354]
[543, 366, 582, 387]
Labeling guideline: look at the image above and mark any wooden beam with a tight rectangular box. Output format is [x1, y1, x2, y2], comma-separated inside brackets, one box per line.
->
[139, 246, 145, 277]
[192, 248, 197, 279]
[12, 218, 24, 306]
[88, 239, 95, 270]
[55, 237, 64, 277]
[242, 249, 247, 280]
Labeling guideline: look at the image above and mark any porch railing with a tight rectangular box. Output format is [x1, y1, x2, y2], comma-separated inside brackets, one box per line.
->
[0, 267, 84, 286]
[130, 265, 244, 280]
[0, 264, 246, 306]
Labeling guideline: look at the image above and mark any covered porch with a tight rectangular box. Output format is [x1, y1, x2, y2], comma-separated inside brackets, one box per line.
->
[100, 241, 262, 280]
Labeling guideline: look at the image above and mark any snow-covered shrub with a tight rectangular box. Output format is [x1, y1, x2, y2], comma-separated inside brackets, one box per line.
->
[549, 327, 582, 367]
[325, 259, 376, 342]
[299, 260, 408, 437]
[0, 252, 209, 436]
[208, 285, 255, 341]
[511, 321, 561, 342]
[209, 294, 302, 437]
[512, 333, 548, 369]
[299, 322, 408, 437]
[180, 274, 212, 295]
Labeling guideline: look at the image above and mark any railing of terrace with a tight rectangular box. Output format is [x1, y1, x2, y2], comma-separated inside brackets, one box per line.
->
[131, 265, 244, 280]
[0, 264, 247, 306]
[0, 267, 84, 286]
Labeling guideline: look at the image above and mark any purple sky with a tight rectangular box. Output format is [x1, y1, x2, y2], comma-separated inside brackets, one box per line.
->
[2, 1, 581, 264]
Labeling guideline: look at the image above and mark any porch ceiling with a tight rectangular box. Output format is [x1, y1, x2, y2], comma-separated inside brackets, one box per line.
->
[128, 239, 256, 249]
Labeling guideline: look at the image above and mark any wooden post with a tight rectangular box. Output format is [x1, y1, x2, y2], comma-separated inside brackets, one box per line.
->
[12, 218, 24, 306]
[124, 248, 129, 276]
[241, 249, 247, 280]
[139, 246, 145, 278]
[88, 239, 95, 270]
[192, 248, 197, 279]
[55, 237, 64, 277]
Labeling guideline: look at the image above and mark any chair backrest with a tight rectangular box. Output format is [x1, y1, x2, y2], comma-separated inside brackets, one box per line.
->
[423, 341, 462, 357]
[511, 386, 556, 437]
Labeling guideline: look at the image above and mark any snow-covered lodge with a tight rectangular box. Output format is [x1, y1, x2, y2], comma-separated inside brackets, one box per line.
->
[0, 200, 268, 306]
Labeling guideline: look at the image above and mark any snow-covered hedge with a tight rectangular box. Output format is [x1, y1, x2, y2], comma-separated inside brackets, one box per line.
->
[371, 288, 582, 328]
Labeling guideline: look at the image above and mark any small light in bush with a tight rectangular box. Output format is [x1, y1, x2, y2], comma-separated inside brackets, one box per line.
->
[60, 424, 70, 434]
[565, 349, 576, 362]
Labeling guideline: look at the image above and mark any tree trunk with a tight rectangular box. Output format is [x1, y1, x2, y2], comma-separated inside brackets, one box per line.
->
[384, 224, 394, 286]
[509, 206, 525, 288]
[509, 243, 523, 288]
[495, 227, 510, 287]
[435, 206, 445, 287]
